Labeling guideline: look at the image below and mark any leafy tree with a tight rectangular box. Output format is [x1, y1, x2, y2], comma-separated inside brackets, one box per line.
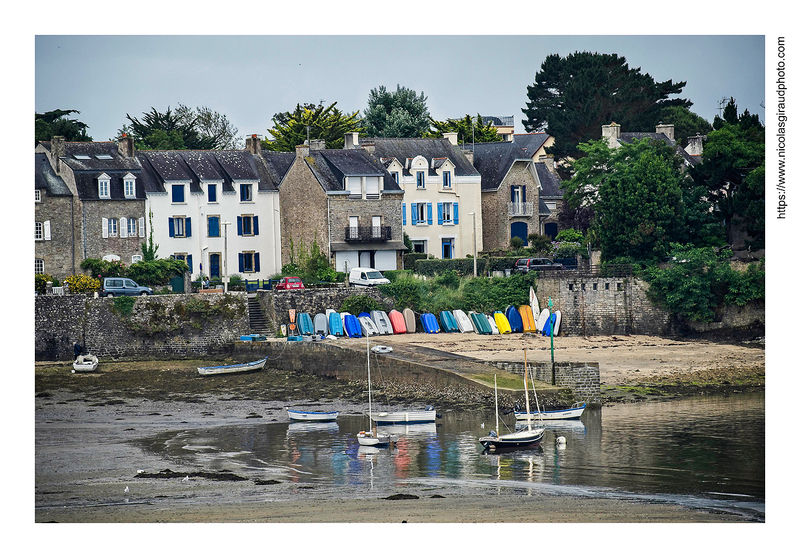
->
[658, 106, 713, 146]
[363, 85, 430, 138]
[35, 109, 92, 144]
[119, 104, 239, 150]
[263, 102, 363, 152]
[566, 138, 720, 263]
[522, 52, 691, 160]
[690, 98, 764, 248]
[425, 114, 501, 143]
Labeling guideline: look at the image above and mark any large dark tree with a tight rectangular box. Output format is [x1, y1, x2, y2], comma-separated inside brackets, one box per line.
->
[263, 102, 363, 152]
[363, 85, 430, 138]
[522, 52, 691, 160]
[119, 105, 239, 150]
[35, 109, 92, 144]
[425, 114, 502, 144]
[690, 98, 765, 249]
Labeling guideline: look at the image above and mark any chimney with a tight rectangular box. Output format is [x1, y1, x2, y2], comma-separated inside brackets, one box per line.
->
[601, 123, 621, 148]
[246, 134, 262, 156]
[344, 132, 359, 149]
[443, 132, 458, 146]
[538, 153, 556, 174]
[361, 140, 375, 155]
[118, 133, 135, 158]
[296, 143, 309, 159]
[655, 123, 675, 141]
[462, 149, 474, 165]
[685, 134, 705, 156]
[309, 139, 326, 151]
[51, 136, 65, 173]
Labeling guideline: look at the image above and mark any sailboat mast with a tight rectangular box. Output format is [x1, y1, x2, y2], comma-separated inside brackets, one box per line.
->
[494, 374, 499, 434]
[524, 349, 532, 430]
[366, 329, 375, 436]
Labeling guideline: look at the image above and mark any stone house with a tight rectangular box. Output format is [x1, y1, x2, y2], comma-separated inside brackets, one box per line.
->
[138, 136, 293, 281]
[512, 132, 555, 160]
[364, 134, 482, 260]
[279, 134, 406, 272]
[35, 135, 148, 276]
[602, 122, 703, 167]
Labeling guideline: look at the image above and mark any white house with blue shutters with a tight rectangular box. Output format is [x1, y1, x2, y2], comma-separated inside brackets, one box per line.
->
[138, 138, 292, 283]
[368, 134, 483, 259]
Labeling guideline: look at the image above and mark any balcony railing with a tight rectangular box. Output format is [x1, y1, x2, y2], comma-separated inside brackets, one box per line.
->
[508, 201, 535, 216]
[345, 225, 392, 242]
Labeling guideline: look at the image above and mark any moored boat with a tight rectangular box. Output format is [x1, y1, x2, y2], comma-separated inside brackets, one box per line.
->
[72, 353, 99, 373]
[515, 403, 586, 421]
[287, 409, 340, 422]
[197, 357, 267, 376]
[370, 406, 436, 425]
[357, 330, 399, 448]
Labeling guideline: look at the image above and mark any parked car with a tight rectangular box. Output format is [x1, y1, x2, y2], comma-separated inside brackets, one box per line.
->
[349, 267, 390, 287]
[100, 277, 153, 297]
[274, 277, 305, 290]
[514, 258, 564, 273]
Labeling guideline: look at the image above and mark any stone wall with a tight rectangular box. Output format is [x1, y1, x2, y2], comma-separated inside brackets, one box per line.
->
[488, 360, 601, 403]
[35, 194, 77, 278]
[278, 156, 330, 266]
[81, 199, 147, 264]
[35, 294, 88, 361]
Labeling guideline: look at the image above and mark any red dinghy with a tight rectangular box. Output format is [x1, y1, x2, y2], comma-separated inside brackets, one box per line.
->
[388, 309, 407, 334]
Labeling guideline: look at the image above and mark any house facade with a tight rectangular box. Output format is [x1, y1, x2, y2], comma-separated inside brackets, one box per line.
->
[35, 136, 148, 275]
[365, 134, 483, 260]
[138, 136, 292, 281]
[279, 134, 405, 272]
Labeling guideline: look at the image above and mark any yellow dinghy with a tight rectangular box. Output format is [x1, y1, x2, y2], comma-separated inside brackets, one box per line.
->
[493, 311, 512, 334]
[519, 304, 537, 333]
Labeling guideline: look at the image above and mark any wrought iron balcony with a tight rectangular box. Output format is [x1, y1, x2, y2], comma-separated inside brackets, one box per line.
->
[508, 201, 535, 216]
[345, 225, 392, 242]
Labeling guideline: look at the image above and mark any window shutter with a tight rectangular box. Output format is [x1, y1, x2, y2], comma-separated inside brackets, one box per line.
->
[187, 255, 193, 273]
[43, 220, 51, 241]
[139, 217, 145, 237]
[120, 218, 128, 238]
[522, 185, 527, 203]
[209, 217, 219, 237]
[237, 216, 243, 236]
[437, 202, 443, 225]
[411, 203, 418, 225]
[253, 216, 259, 236]
[185, 217, 192, 237]
[453, 203, 459, 225]
[254, 253, 260, 272]
[427, 203, 433, 225]
[238, 253, 244, 273]
[402, 203, 406, 225]
[102, 218, 109, 238]
[168, 218, 175, 238]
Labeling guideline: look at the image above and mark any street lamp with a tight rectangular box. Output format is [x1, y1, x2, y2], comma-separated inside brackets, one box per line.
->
[222, 221, 231, 293]
[469, 212, 477, 276]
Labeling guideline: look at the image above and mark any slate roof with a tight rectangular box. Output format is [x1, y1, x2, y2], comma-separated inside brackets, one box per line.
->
[303, 149, 401, 193]
[136, 150, 293, 195]
[618, 133, 696, 166]
[472, 141, 535, 192]
[365, 138, 480, 177]
[513, 133, 550, 154]
[35, 153, 70, 196]
[534, 162, 563, 199]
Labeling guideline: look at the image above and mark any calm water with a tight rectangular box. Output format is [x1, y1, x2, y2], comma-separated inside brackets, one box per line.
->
[138, 393, 765, 520]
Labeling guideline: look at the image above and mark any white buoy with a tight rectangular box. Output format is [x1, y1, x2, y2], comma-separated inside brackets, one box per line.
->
[556, 436, 567, 446]
[124, 486, 129, 493]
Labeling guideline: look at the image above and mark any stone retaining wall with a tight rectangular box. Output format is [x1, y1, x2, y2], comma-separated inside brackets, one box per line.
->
[488, 360, 601, 403]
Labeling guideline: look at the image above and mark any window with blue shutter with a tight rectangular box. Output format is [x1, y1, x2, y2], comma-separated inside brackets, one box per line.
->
[237, 216, 243, 236]
[254, 253, 260, 272]
[172, 184, 185, 203]
[208, 184, 217, 203]
[402, 203, 406, 225]
[168, 217, 175, 237]
[208, 216, 220, 237]
[453, 203, 459, 224]
[187, 254, 193, 273]
[253, 216, 259, 236]
[411, 203, 418, 225]
[437, 202, 444, 225]
[238, 253, 244, 273]
[185, 218, 191, 238]
[427, 203, 433, 225]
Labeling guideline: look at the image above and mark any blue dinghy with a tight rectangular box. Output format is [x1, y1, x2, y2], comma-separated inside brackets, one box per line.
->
[421, 312, 440, 333]
[541, 312, 556, 336]
[298, 313, 314, 335]
[328, 311, 344, 336]
[505, 305, 523, 333]
[343, 313, 362, 338]
[439, 310, 459, 333]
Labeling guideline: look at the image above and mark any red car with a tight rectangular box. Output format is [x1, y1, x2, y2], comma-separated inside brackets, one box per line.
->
[275, 277, 305, 290]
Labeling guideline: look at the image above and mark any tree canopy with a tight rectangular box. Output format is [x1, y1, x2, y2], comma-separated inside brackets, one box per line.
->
[425, 114, 502, 144]
[522, 52, 691, 160]
[119, 105, 240, 150]
[35, 109, 93, 144]
[262, 102, 363, 152]
[363, 85, 431, 138]
[689, 98, 765, 249]
[565, 138, 721, 263]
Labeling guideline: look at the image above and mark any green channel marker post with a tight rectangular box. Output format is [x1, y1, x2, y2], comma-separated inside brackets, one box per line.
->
[549, 296, 555, 385]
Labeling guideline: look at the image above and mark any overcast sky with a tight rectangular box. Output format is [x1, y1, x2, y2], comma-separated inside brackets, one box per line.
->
[35, 35, 765, 144]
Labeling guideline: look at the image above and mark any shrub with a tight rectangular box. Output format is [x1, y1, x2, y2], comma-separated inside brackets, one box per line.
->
[35, 273, 55, 294]
[526, 233, 552, 255]
[112, 296, 136, 316]
[128, 258, 188, 286]
[555, 228, 584, 243]
[63, 274, 101, 294]
[340, 294, 386, 315]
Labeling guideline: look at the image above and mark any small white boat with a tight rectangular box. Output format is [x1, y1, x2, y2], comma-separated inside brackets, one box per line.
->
[287, 409, 340, 422]
[358, 315, 380, 336]
[357, 330, 399, 448]
[453, 309, 474, 333]
[515, 403, 586, 421]
[72, 354, 99, 373]
[197, 357, 267, 376]
[370, 310, 393, 334]
[370, 406, 436, 425]
[370, 345, 393, 354]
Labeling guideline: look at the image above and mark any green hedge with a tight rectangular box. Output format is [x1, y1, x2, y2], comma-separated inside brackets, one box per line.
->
[414, 257, 520, 276]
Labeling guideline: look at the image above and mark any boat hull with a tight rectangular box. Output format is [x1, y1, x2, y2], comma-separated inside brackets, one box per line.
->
[515, 404, 586, 421]
[357, 432, 398, 447]
[388, 310, 407, 334]
[197, 357, 267, 375]
[371, 409, 436, 425]
[453, 309, 474, 333]
[72, 354, 99, 373]
[287, 409, 339, 422]
[479, 427, 545, 451]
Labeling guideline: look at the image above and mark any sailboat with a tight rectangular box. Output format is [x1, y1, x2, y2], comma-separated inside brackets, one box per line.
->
[357, 329, 399, 447]
[479, 349, 545, 451]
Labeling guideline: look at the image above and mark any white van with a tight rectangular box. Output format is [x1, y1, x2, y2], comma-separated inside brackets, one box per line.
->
[349, 267, 390, 287]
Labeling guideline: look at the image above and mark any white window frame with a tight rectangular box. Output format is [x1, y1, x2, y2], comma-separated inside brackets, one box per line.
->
[240, 183, 253, 202]
[98, 173, 111, 199]
[442, 202, 453, 224]
[131, 255, 143, 264]
[416, 171, 426, 189]
[35, 222, 43, 240]
[107, 218, 118, 237]
[415, 202, 427, 224]
[171, 183, 186, 204]
[412, 239, 427, 254]
[442, 171, 452, 189]
[35, 189, 42, 203]
[127, 217, 137, 237]
[173, 217, 186, 238]
[123, 174, 136, 199]
[35, 259, 44, 274]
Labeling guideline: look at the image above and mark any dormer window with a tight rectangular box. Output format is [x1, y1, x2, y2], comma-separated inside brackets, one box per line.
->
[123, 173, 136, 199]
[98, 173, 111, 198]
[416, 171, 425, 189]
[443, 171, 452, 188]
[240, 183, 253, 202]
[172, 184, 185, 203]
